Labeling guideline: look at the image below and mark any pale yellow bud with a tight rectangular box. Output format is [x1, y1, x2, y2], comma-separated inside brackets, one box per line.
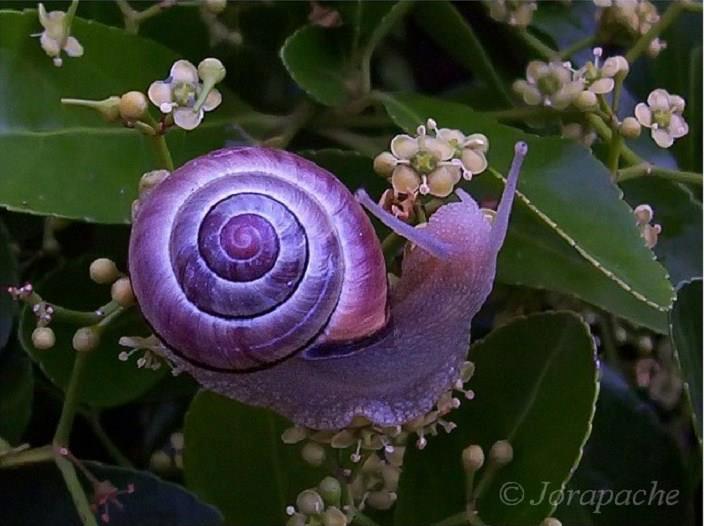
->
[119, 91, 149, 122]
[72, 327, 100, 353]
[89, 258, 120, 285]
[373, 151, 397, 176]
[620, 116, 642, 138]
[462, 444, 485, 472]
[296, 489, 324, 515]
[489, 440, 513, 465]
[198, 58, 226, 84]
[301, 442, 326, 467]
[574, 90, 598, 111]
[32, 327, 56, 350]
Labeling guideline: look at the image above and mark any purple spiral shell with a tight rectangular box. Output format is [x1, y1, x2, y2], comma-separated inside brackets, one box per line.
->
[129, 148, 388, 371]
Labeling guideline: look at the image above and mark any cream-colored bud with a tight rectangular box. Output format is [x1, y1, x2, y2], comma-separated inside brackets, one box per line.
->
[204, 0, 227, 14]
[301, 442, 326, 467]
[89, 258, 120, 284]
[373, 151, 397, 176]
[322, 507, 347, 526]
[620, 116, 642, 138]
[366, 491, 397, 510]
[462, 444, 485, 472]
[281, 426, 307, 444]
[119, 91, 149, 122]
[32, 327, 56, 350]
[574, 90, 598, 111]
[296, 489, 324, 515]
[489, 440, 513, 465]
[197, 58, 226, 84]
[150, 450, 172, 472]
[318, 476, 342, 506]
[72, 327, 100, 353]
[111, 277, 135, 307]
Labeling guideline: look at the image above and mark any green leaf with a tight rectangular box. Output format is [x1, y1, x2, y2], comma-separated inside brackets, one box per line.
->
[395, 312, 599, 526]
[0, 460, 223, 526]
[379, 92, 674, 327]
[670, 278, 703, 441]
[280, 25, 351, 107]
[412, 1, 512, 106]
[19, 258, 165, 407]
[0, 219, 18, 350]
[184, 391, 325, 526]
[0, 10, 259, 224]
[555, 366, 688, 526]
[622, 178, 702, 286]
[0, 343, 33, 445]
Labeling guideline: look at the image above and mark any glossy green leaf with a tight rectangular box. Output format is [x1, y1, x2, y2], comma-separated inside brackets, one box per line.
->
[622, 178, 702, 286]
[0, 219, 17, 350]
[379, 92, 674, 323]
[0, 343, 33, 444]
[555, 366, 688, 526]
[19, 258, 165, 407]
[670, 278, 703, 440]
[0, 460, 223, 526]
[280, 25, 351, 107]
[395, 312, 599, 526]
[0, 10, 259, 224]
[184, 391, 325, 526]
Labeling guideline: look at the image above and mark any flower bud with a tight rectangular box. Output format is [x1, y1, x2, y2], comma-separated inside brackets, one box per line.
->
[373, 151, 397, 177]
[111, 277, 135, 307]
[318, 476, 342, 506]
[296, 489, 324, 515]
[32, 327, 56, 350]
[72, 327, 100, 353]
[301, 442, 326, 467]
[204, 0, 227, 14]
[462, 444, 485, 473]
[634, 204, 653, 225]
[541, 519, 563, 526]
[89, 258, 120, 285]
[366, 490, 397, 510]
[198, 58, 226, 84]
[150, 450, 172, 472]
[489, 440, 513, 466]
[620, 117, 641, 138]
[574, 90, 598, 111]
[322, 507, 347, 526]
[281, 426, 307, 444]
[119, 91, 149, 122]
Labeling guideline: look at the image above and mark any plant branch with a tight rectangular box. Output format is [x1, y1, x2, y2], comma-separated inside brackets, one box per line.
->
[517, 29, 557, 60]
[53, 352, 90, 447]
[55, 454, 99, 526]
[558, 34, 597, 60]
[625, 1, 684, 63]
[0, 445, 54, 469]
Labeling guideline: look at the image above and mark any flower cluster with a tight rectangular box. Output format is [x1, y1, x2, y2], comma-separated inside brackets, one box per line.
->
[148, 58, 225, 130]
[484, 0, 538, 28]
[634, 89, 689, 148]
[374, 119, 489, 202]
[633, 203, 661, 249]
[595, 0, 667, 57]
[35, 3, 83, 67]
[286, 479, 348, 526]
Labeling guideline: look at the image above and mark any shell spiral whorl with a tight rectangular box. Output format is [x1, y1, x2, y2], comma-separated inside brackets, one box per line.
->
[129, 147, 388, 372]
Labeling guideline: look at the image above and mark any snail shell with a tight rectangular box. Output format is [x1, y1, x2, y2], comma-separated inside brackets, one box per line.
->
[129, 144, 526, 429]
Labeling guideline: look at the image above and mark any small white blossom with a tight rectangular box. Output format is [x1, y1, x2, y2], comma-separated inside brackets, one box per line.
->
[148, 59, 224, 130]
[513, 61, 583, 109]
[35, 3, 83, 67]
[634, 89, 689, 148]
[575, 48, 629, 95]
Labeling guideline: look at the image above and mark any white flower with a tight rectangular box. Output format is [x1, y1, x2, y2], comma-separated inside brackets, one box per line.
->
[634, 89, 689, 148]
[147, 59, 223, 130]
[36, 3, 83, 67]
[485, 0, 537, 28]
[575, 48, 629, 95]
[513, 61, 583, 110]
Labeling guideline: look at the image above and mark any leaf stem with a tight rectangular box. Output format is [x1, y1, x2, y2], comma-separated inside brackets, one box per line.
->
[558, 34, 597, 60]
[55, 454, 99, 526]
[625, 1, 684, 63]
[53, 353, 90, 447]
[517, 29, 557, 61]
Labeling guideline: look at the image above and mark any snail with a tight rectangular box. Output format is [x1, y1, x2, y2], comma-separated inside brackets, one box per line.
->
[128, 142, 527, 430]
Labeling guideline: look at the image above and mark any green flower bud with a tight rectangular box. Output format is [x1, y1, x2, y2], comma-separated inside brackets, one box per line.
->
[198, 58, 226, 84]
[296, 489, 324, 515]
[32, 326, 56, 350]
[318, 476, 342, 506]
[111, 277, 135, 307]
[72, 327, 100, 353]
[89, 258, 120, 284]
[462, 444, 485, 473]
[119, 91, 149, 122]
[301, 442, 326, 467]
[574, 90, 598, 111]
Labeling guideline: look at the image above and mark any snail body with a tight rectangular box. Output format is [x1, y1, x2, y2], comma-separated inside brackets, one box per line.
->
[129, 144, 525, 429]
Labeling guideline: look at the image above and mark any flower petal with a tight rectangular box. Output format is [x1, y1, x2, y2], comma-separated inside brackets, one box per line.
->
[427, 166, 461, 197]
[202, 88, 222, 112]
[63, 36, 83, 58]
[391, 165, 420, 194]
[169, 59, 198, 85]
[39, 32, 60, 57]
[634, 103, 652, 126]
[173, 107, 204, 130]
[423, 137, 454, 161]
[589, 77, 614, 94]
[148, 81, 173, 109]
[526, 60, 548, 83]
[522, 85, 542, 106]
[668, 114, 689, 138]
[461, 149, 488, 175]
[668, 94, 685, 113]
[601, 56, 628, 77]
[651, 128, 674, 148]
[464, 133, 489, 153]
[390, 134, 419, 160]
[647, 89, 670, 111]
[436, 128, 465, 146]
